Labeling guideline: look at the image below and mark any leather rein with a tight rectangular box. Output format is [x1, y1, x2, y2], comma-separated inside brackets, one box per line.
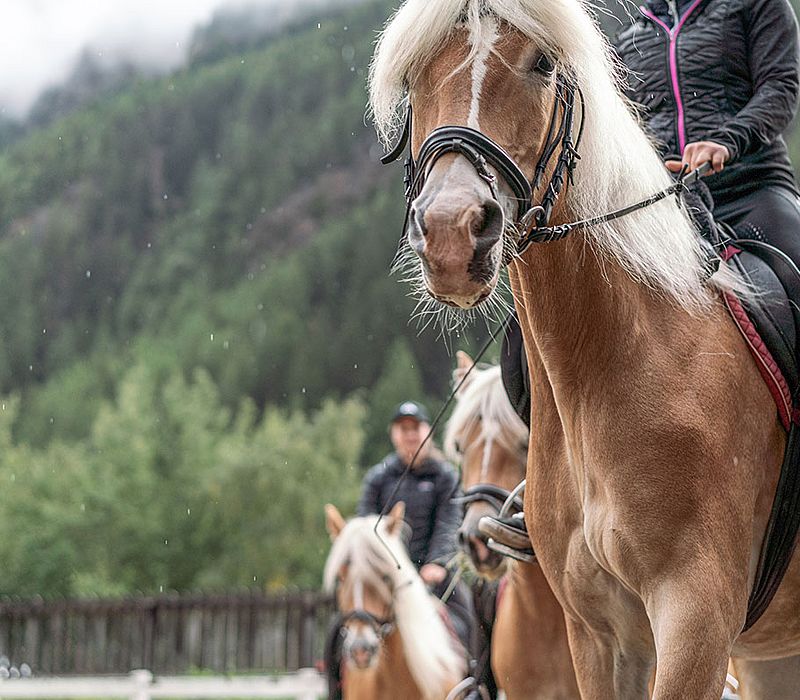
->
[380, 72, 709, 254]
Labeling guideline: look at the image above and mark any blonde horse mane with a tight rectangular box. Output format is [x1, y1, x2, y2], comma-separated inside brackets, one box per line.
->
[323, 514, 464, 698]
[444, 364, 528, 463]
[369, 0, 744, 313]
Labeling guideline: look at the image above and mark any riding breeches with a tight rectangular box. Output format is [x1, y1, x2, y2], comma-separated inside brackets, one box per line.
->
[715, 185, 800, 271]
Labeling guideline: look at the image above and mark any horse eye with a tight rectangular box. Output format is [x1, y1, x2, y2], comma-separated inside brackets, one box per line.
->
[533, 53, 555, 76]
[454, 440, 462, 454]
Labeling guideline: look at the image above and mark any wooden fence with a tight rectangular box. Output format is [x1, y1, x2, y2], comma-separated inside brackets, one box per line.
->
[0, 591, 334, 676]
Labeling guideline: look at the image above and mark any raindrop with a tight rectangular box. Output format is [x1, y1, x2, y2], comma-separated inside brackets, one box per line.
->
[80, 504, 86, 512]
[317, 22, 321, 28]
[163, 193, 168, 200]
[301, 387, 306, 394]
[353, 363, 358, 369]
[164, 539, 168, 545]
[210, 333, 214, 341]
[187, 508, 191, 515]
[159, 585, 164, 593]
[86, 270, 91, 278]
[19, 664, 31, 678]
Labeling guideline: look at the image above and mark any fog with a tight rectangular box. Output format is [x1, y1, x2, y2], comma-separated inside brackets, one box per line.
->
[0, 0, 357, 118]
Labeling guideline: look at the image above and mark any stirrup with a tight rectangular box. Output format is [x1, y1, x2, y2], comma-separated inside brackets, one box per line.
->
[444, 677, 490, 700]
[486, 538, 536, 563]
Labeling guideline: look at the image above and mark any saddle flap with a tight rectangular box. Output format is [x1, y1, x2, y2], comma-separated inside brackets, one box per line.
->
[726, 242, 799, 397]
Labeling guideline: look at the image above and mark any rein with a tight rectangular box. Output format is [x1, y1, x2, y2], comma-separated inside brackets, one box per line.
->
[381, 73, 710, 255]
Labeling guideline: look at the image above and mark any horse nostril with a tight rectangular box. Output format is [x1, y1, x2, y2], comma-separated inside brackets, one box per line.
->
[472, 200, 504, 255]
[408, 205, 427, 246]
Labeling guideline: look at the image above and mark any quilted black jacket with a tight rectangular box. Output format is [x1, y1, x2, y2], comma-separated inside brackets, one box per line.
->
[614, 0, 800, 205]
[357, 452, 461, 568]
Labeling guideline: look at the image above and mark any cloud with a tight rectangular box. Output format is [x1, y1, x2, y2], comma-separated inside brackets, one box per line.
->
[0, 0, 336, 118]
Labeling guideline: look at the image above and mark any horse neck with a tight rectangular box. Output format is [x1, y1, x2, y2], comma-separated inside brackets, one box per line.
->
[509, 231, 697, 395]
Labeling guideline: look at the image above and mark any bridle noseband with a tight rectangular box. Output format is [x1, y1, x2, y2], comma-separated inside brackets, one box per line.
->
[452, 482, 524, 515]
[337, 608, 395, 640]
[381, 73, 585, 256]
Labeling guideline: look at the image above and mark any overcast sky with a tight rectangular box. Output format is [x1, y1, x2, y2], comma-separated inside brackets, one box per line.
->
[0, 0, 334, 118]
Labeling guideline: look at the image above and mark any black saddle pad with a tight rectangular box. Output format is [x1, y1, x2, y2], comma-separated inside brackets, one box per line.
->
[500, 313, 530, 428]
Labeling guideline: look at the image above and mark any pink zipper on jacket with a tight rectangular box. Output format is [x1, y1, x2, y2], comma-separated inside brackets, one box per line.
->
[639, 0, 706, 153]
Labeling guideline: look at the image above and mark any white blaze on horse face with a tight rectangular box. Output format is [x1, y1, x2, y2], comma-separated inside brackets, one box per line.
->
[467, 16, 499, 130]
[480, 436, 494, 482]
[354, 579, 364, 611]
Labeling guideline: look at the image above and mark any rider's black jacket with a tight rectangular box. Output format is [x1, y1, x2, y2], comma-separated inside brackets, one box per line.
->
[357, 452, 461, 569]
[614, 0, 800, 205]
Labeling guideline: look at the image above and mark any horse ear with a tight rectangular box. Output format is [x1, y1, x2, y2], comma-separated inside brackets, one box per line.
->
[325, 504, 346, 541]
[454, 351, 475, 393]
[386, 501, 406, 536]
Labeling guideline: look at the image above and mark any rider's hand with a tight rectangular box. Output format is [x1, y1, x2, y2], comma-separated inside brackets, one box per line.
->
[420, 563, 447, 585]
[665, 141, 730, 175]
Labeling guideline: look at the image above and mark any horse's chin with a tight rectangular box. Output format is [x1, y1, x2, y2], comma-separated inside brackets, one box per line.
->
[425, 272, 500, 310]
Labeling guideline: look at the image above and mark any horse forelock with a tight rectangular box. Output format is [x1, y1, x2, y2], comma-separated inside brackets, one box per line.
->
[445, 365, 528, 463]
[370, 0, 746, 314]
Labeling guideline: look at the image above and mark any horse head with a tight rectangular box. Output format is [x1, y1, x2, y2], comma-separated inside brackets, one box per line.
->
[324, 503, 404, 671]
[445, 352, 528, 579]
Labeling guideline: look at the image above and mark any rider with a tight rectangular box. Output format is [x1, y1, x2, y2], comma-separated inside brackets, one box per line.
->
[326, 401, 477, 699]
[484, 0, 800, 556]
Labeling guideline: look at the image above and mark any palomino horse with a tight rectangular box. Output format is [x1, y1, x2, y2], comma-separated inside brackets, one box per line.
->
[323, 503, 466, 699]
[368, 1, 800, 698]
[445, 351, 580, 699]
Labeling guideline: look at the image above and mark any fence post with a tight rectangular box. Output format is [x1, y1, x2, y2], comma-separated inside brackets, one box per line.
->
[129, 669, 153, 700]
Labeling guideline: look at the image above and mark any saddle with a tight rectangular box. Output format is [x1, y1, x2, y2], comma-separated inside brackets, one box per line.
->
[717, 233, 800, 631]
[499, 214, 800, 632]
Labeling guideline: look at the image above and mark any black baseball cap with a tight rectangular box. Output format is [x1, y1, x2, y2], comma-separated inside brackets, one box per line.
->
[390, 400, 430, 424]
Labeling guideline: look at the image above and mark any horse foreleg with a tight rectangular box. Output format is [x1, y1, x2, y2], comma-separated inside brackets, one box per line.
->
[730, 654, 800, 699]
[562, 614, 654, 700]
[646, 578, 742, 700]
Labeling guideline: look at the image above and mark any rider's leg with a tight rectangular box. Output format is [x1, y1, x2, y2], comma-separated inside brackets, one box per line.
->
[470, 578, 499, 699]
[715, 185, 800, 272]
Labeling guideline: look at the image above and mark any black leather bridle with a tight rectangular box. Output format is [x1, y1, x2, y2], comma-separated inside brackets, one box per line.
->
[337, 608, 395, 639]
[452, 483, 524, 515]
[380, 71, 710, 256]
[380, 73, 585, 255]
